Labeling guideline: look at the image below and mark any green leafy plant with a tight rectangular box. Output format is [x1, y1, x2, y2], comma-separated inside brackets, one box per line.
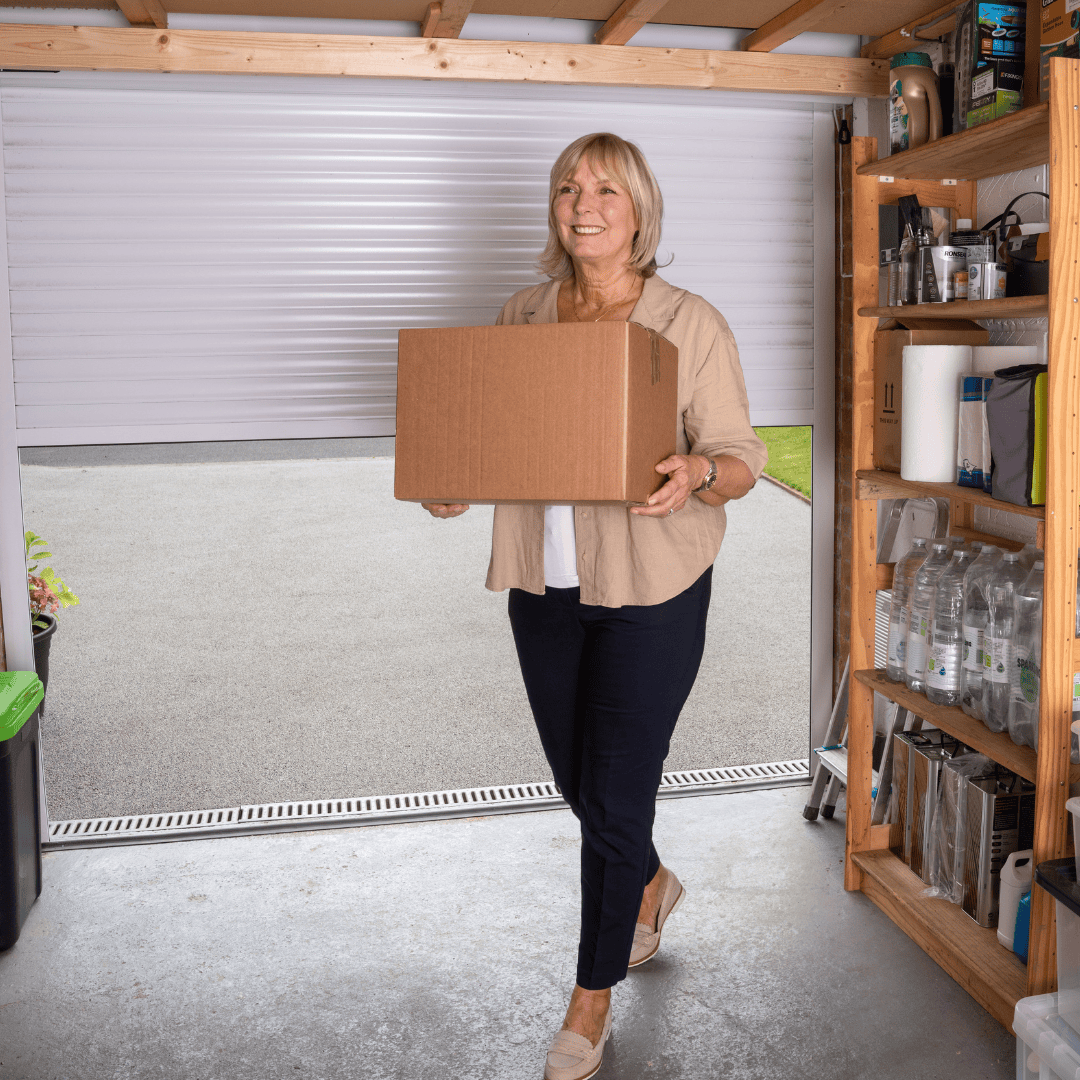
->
[25, 531, 79, 631]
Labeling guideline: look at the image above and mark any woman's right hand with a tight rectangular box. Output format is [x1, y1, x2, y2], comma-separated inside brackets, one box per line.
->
[421, 502, 470, 519]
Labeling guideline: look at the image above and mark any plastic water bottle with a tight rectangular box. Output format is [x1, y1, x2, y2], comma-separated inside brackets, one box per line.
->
[1009, 560, 1044, 749]
[905, 541, 952, 694]
[984, 552, 1027, 732]
[1019, 543, 1041, 570]
[927, 548, 974, 706]
[886, 537, 929, 682]
[961, 545, 1002, 720]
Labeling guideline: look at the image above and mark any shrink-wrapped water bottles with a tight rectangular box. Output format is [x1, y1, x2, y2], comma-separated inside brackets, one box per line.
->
[983, 552, 1027, 732]
[1009, 560, 1044, 749]
[886, 536, 929, 682]
[905, 540, 952, 694]
[927, 548, 974, 706]
[960, 545, 1002, 720]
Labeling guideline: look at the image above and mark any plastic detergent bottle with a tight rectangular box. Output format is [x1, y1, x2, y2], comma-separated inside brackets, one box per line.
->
[984, 552, 1027, 733]
[886, 536, 929, 682]
[927, 548, 973, 707]
[1009, 560, 1044, 750]
[889, 53, 943, 153]
[961, 545, 1002, 720]
[905, 540, 952, 694]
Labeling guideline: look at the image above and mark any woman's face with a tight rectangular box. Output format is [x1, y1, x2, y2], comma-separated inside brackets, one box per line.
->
[552, 156, 638, 272]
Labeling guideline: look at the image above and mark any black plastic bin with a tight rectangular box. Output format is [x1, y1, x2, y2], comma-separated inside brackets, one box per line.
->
[0, 671, 44, 950]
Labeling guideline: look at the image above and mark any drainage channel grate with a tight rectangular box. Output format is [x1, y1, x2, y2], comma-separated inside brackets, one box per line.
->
[45, 759, 809, 850]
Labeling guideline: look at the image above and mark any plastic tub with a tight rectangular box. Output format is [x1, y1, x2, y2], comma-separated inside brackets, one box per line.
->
[1015, 994, 1080, 1079]
[1036, 860, 1080, 1038]
[0, 671, 43, 950]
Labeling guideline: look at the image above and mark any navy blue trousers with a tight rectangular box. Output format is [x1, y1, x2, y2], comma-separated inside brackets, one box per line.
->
[507, 567, 712, 990]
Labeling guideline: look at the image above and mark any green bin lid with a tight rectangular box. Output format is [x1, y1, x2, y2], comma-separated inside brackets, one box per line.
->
[891, 52, 934, 69]
[0, 671, 43, 742]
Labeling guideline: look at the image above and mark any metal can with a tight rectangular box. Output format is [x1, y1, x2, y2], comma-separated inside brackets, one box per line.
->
[954, 270, 969, 300]
[968, 262, 1008, 300]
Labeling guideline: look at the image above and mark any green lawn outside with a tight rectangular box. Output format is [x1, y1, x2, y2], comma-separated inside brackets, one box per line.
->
[754, 426, 812, 499]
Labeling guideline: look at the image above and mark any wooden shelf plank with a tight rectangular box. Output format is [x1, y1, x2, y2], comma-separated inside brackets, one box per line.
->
[855, 103, 1050, 179]
[853, 667, 1080, 784]
[852, 848, 1027, 1031]
[855, 469, 1046, 519]
[858, 296, 1048, 320]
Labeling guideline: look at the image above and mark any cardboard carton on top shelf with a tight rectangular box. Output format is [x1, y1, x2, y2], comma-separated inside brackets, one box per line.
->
[395, 321, 679, 505]
[873, 317, 989, 473]
[1040, 0, 1080, 101]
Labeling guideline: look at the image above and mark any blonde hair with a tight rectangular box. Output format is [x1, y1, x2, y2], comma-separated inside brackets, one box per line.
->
[538, 132, 664, 281]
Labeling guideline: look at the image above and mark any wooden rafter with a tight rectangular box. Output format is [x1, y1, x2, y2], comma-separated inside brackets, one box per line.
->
[0, 24, 890, 98]
[115, 0, 168, 30]
[860, 1, 963, 60]
[420, 0, 473, 40]
[739, 0, 849, 53]
[594, 0, 668, 47]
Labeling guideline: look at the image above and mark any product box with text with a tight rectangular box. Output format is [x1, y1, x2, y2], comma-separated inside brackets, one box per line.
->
[1040, 0, 1080, 100]
[395, 321, 679, 505]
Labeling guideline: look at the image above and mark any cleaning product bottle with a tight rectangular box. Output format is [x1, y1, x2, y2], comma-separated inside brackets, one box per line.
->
[998, 850, 1033, 952]
[889, 52, 943, 154]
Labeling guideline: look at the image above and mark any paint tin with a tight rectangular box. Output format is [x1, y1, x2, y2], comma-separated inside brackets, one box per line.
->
[930, 246, 969, 302]
[968, 261, 1008, 300]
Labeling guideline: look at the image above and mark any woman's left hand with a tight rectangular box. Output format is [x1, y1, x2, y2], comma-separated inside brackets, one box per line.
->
[629, 454, 710, 517]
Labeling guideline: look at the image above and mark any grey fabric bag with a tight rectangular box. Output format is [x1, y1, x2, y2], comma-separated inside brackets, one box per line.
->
[985, 364, 1048, 507]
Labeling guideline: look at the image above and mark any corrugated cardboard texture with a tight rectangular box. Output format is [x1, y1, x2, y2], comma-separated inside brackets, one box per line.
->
[395, 322, 678, 504]
[874, 318, 989, 472]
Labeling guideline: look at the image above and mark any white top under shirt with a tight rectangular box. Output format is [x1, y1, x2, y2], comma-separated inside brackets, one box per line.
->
[544, 505, 579, 588]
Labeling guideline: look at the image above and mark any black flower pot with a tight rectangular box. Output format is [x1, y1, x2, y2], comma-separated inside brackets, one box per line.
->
[31, 613, 57, 715]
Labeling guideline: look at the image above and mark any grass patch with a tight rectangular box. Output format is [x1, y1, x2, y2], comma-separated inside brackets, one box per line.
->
[754, 426, 812, 499]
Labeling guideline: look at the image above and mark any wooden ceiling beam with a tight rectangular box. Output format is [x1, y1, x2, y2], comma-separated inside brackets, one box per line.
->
[861, 1, 963, 59]
[0, 23, 888, 98]
[739, 0, 850, 53]
[420, 0, 473, 39]
[115, 0, 168, 30]
[594, 0, 668, 46]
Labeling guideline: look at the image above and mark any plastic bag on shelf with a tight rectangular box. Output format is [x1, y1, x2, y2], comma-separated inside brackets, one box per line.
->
[922, 751, 991, 903]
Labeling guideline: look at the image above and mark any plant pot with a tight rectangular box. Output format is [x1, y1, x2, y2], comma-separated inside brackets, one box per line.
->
[31, 612, 56, 715]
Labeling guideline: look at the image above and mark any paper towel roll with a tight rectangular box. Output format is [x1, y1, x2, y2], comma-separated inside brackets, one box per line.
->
[901, 344, 972, 482]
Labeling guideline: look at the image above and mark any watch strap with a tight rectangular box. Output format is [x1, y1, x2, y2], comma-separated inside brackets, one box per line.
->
[694, 458, 717, 493]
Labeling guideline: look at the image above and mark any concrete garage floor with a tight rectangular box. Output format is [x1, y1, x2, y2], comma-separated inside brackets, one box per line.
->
[0, 787, 1015, 1080]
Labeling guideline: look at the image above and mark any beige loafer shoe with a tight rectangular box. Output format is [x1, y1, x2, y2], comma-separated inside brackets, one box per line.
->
[628, 868, 684, 968]
[543, 1006, 612, 1080]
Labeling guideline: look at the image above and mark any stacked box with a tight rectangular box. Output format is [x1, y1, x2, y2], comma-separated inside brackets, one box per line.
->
[955, 2, 1027, 129]
[1040, 0, 1080, 101]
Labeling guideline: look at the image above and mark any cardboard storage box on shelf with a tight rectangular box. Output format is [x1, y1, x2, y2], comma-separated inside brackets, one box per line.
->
[1040, 0, 1080, 101]
[395, 321, 678, 505]
[873, 318, 989, 472]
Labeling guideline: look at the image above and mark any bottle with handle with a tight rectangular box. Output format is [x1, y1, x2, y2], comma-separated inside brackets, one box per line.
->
[889, 52, 943, 153]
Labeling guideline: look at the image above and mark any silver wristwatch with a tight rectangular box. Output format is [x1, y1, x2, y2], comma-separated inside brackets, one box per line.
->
[693, 458, 717, 493]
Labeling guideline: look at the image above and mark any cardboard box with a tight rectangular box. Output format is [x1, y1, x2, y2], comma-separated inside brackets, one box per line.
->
[1040, 0, 1080, 101]
[955, 1, 1027, 127]
[394, 321, 678, 504]
[874, 317, 989, 472]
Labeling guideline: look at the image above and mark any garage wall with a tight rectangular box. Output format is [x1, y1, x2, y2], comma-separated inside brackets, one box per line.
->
[1, 72, 828, 446]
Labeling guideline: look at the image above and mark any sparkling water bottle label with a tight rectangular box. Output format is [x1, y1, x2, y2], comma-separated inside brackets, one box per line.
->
[906, 617, 928, 678]
[927, 641, 962, 691]
[1074, 672, 1080, 714]
[1012, 647, 1041, 705]
[986, 635, 1010, 685]
[962, 623, 983, 673]
[887, 617, 901, 669]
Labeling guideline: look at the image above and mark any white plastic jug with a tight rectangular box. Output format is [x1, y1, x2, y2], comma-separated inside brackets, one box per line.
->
[999, 848, 1033, 950]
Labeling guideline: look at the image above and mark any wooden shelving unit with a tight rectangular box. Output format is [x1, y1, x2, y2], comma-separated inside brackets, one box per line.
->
[858, 296, 1048, 321]
[846, 62, 1080, 1033]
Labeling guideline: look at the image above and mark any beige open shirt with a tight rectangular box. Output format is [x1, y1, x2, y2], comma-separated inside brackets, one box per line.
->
[485, 274, 768, 609]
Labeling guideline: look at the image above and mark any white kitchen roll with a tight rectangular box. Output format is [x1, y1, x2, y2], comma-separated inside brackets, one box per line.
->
[901, 344, 972, 482]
